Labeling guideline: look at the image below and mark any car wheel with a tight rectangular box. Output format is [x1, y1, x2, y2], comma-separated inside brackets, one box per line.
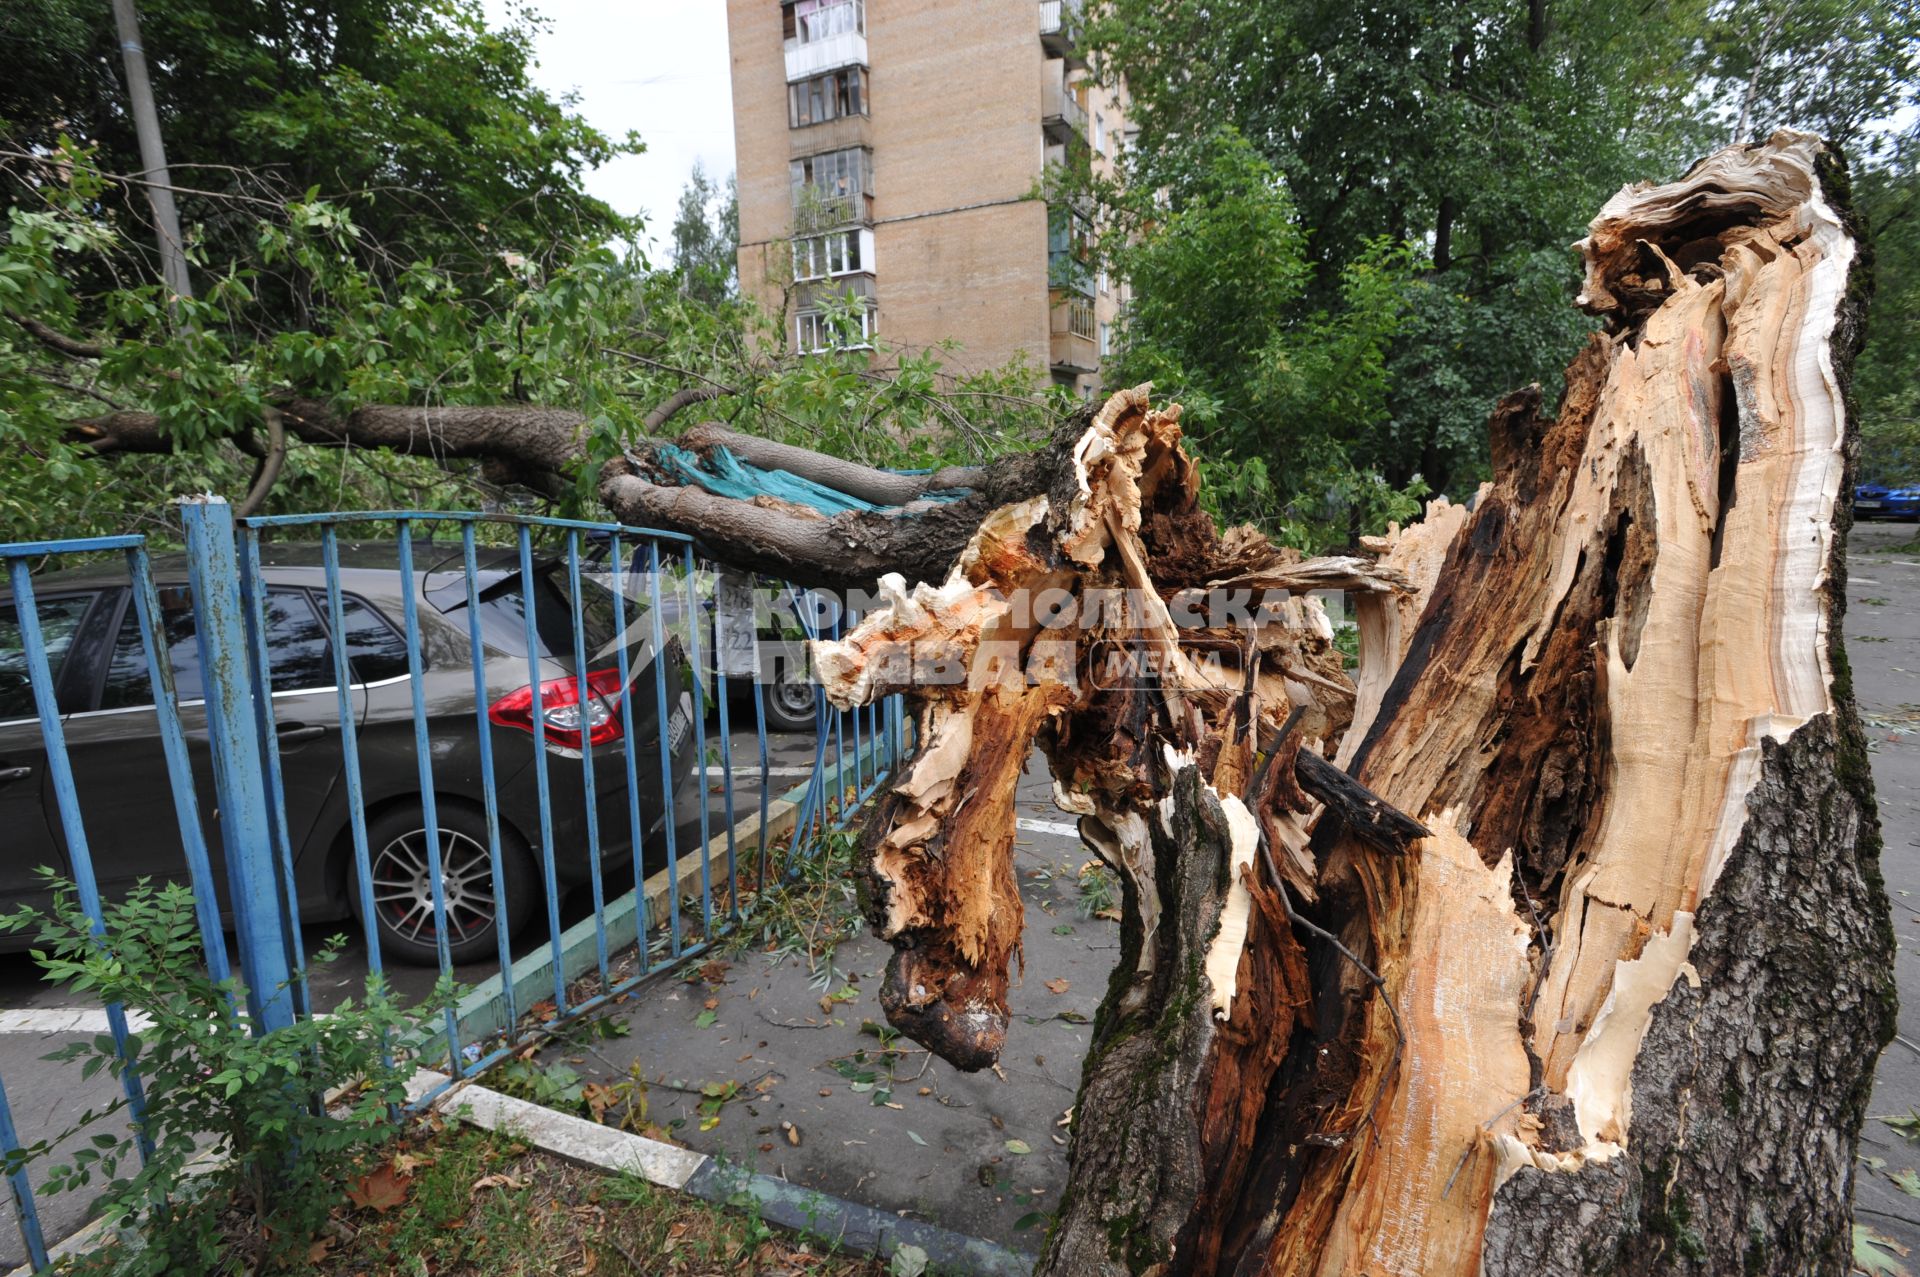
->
[762, 679, 820, 733]
[353, 803, 535, 967]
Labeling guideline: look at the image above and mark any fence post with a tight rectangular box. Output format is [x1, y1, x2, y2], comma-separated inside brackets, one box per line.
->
[177, 496, 296, 1033]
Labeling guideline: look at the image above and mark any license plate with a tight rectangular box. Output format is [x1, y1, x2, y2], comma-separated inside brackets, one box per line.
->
[1859, 499, 1883, 509]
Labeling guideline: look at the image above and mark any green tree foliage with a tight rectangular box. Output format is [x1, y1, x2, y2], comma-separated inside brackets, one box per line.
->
[1855, 149, 1920, 483]
[671, 162, 739, 304]
[0, 0, 642, 283]
[0, 142, 1061, 544]
[1096, 131, 1421, 544]
[1086, 0, 1920, 527]
[1, 874, 432, 1274]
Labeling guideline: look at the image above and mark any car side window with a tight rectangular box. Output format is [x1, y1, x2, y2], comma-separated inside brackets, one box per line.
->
[100, 587, 334, 709]
[0, 594, 97, 720]
[333, 594, 409, 684]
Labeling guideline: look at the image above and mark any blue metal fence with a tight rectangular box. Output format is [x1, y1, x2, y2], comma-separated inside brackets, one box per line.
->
[0, 499, 906, 1270]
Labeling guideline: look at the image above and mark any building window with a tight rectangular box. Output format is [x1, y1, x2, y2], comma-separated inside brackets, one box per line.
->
[1093, 113, 1106, 155]
[784, 0, 864, 44]
[796, 303, 876, 353]
[792, 230, 865, 281]
[1098, 321, 1111, 357]
[791, 147, 872, 227]
[789, 66, 866, 128]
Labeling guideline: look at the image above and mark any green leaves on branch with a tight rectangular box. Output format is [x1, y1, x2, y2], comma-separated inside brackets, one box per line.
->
[0, 871, 445, 1275]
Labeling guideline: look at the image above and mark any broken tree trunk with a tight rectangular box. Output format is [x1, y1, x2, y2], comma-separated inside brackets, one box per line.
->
[813, 129, 1892, 1275]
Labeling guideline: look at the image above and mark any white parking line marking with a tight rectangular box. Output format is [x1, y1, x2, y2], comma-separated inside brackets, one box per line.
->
[0, 1008, 153, 1034]
[1017, 818, 1082, 839]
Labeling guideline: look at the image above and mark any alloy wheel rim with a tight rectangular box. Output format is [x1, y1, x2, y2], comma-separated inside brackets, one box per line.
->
[370, 827, 496, 947]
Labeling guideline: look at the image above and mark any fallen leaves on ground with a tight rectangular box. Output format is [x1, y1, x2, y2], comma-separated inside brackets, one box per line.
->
[1044, 978, 1070, 995]
[345, 1163, 412, 1214]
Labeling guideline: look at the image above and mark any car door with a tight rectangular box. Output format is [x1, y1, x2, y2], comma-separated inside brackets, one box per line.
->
[0, 591, 108, 913]
[57, 583, 357, 910]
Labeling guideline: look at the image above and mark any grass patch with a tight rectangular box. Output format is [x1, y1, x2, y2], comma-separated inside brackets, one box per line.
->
[318, 1121, 886, 1276]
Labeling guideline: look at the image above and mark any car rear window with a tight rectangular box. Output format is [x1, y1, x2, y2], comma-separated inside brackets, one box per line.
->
[461, 564, 628, 664]
[0, 594, 96, 720]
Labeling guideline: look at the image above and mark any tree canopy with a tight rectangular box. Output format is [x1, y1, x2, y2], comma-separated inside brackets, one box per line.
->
[1082, 0, 1920, 519]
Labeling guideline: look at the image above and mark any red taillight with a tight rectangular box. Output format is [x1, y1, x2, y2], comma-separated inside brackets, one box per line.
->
[488, 668, 628, 750]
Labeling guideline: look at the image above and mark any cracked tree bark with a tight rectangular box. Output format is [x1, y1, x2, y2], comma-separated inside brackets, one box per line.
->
[811, 130, 1893, 1276]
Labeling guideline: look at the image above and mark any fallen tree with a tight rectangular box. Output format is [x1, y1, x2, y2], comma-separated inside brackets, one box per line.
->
[44, 130, 1892, 1273]
[804, 129, 1892, 1275]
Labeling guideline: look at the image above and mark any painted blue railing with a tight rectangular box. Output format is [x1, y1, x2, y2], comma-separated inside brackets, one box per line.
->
[0, 500, 905, 1271]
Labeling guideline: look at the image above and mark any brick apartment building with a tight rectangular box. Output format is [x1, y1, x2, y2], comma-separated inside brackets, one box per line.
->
[724, 0, 1128, 396]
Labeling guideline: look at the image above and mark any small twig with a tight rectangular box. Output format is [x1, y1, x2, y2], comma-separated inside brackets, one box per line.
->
[1441, 1085, 1545, 1199]
[758, 1009, 837, 1031]
[1856, 1204, 1920, 1230]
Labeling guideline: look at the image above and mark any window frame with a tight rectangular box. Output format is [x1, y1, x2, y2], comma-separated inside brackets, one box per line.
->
[791, 229, 865, 282]
[795, 303, 877, 354]
[78, 584, 410, 719]
[788, 0, 864, 46]
[787, 66, 867, 129]
[0, 589, 109, 724]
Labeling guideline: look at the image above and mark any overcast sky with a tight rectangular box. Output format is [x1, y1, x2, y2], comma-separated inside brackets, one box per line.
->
[483, 1, 737, 262]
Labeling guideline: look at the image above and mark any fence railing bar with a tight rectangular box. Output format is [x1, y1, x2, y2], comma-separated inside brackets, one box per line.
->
[706, 564, 741, 922]
[236, 530, 312, 1023]
[459, 522, 519, 1027]
[645, 541, 683, 959]
[395, 520, 464, 1073]
[563, 532, 612, 990]
[605, 536, 652, 978]
[678, 546, 715, 938]
[5, 560, 156, 1166]
[240, 510, 694, 543]
[0, 535, 145, 558]
[0, 1073, 48, 1272]
[516, 526, 569, 1016]
[320, 526, 387, 989]
[122, 545, 233, 987]
[753, 672, 772, 895]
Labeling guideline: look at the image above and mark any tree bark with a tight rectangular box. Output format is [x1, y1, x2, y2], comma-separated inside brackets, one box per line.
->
[811, 130, 1892, 1276]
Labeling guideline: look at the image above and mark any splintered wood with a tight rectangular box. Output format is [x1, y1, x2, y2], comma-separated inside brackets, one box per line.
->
[813, 129, 1866, 1276]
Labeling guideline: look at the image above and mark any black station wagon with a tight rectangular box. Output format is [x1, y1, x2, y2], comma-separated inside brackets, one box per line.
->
[0, 541, 701, 964]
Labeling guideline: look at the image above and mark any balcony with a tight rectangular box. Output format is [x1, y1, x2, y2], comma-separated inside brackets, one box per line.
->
[784, 0, 866, 81]
[1050, 288, 1097, 374]
[1050, 248, 1094, 297]
[1042, 62, 1088, 144]
[1039, 0, 1086, 66]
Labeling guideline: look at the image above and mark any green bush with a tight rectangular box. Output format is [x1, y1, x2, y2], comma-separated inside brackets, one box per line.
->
[0, 873, 444, 1275]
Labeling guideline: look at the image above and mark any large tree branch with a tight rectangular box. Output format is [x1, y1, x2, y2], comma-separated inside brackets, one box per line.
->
[234, 407, 287, 518]
[12, 315, 105, 360]
[675, 421, 988, 507]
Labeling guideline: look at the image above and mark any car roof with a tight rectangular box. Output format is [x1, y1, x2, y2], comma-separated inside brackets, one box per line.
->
[12, 538, 533, 594]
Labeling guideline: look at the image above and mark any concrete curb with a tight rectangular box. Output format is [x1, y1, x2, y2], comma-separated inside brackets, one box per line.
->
[406, 1069, 1034, 1276]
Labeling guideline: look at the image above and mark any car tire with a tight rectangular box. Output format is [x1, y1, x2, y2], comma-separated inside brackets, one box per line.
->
[762, 679, 820, 733]
[351, 802, 537, 967]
